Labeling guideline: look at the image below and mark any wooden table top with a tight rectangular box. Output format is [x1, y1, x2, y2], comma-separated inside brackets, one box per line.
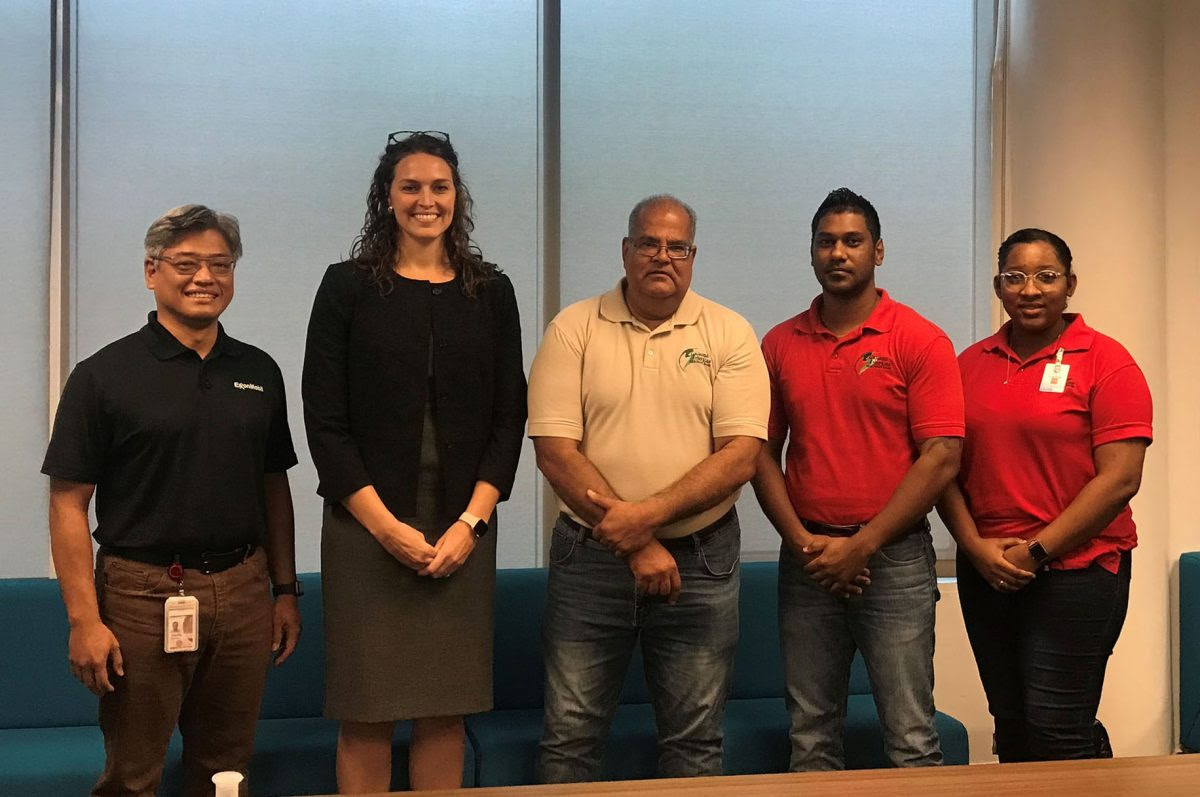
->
[326, 755, 1200, 797]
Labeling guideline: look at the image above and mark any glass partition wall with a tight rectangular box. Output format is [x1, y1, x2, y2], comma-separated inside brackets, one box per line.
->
[14, 0, 989, 575]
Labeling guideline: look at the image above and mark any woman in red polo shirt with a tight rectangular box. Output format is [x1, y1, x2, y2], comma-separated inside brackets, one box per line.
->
[937, 227, 1152, 762]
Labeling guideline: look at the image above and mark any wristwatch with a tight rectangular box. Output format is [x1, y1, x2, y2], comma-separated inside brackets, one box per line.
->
[272, 579, 304, 597]
[459, 511, 490, 539]
[1027, 540, 1051, 567]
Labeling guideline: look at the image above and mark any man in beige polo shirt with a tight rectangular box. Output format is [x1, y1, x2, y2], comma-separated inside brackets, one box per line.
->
[529, 194, 769, 782]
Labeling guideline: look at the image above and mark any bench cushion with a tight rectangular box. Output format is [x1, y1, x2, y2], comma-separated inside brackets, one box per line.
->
[0, 578, 97, 729]
[1181, 552, 1200, 752]
[248, 716, 475, 794]
[468, 703, 659, 787]
[469, 694, 968, 786]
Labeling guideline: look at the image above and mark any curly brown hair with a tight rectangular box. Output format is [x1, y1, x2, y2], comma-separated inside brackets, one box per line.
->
[350, 132, 497, 297]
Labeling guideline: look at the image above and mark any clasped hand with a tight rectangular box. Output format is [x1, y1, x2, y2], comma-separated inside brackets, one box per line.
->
[376, 519, 476, 578]
[975, 537, 1036, 592]
[419, 520, 477, 578]
[585, 490, 681, 602]
[802, 534, 872, 595]
[585, 489, 658, 555]
[627, 539, 682, 603]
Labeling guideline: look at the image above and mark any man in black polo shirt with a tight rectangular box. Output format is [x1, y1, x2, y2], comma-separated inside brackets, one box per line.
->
[42, 204, 301, 797]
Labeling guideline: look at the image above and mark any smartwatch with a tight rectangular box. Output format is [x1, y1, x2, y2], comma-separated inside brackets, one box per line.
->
[459, 511, 490, 539]
[1027, 540, 1051, 567]
[272, 579, 304, 597]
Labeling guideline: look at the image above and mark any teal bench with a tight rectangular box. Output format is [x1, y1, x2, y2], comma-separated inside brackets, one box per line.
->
[2, 562, 966, 794]
[1181, 552, 1200, 753]
[0, 573, 472, 796]
[466, 561, 969, 786]
[0, 577, 134, 797]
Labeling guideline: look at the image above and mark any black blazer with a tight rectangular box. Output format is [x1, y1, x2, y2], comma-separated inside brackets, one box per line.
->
[302, 261, 527, 520]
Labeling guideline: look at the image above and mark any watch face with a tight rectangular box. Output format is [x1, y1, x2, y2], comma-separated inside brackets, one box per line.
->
[473, 520, 489, 538]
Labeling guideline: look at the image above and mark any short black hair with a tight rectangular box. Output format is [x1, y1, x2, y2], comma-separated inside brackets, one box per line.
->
[997, 228, 1073, 274]
[810, 188, 881, 243]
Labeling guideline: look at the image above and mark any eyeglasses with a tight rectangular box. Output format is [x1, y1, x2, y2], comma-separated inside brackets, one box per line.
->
[387, 130, 451, 146]
[996, 270, 1065, 291]
[154, 254, 235, 277]
[632, 240, 695, 260]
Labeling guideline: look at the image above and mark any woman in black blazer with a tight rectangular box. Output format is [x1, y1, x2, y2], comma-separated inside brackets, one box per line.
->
[303, 131, 526, 792]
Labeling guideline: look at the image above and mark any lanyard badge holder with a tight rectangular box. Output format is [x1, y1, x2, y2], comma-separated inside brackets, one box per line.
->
[164, 558, 200, 653]
[1039, 347, 1069, 393]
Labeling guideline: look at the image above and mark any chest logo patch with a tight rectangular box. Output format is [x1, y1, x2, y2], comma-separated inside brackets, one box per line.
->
[234, 381, 264, 392]
[856, 351, 893, 375]
[678, 348, 712, 370]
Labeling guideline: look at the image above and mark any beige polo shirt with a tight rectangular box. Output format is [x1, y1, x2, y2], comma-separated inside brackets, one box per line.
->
[528, 281, 769, 538]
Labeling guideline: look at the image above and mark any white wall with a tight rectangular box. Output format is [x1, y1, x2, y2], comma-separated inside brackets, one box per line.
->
[1163, 0, 1200, 748]
[932, 0, 1200, 760]
[933, 581, 992, 762]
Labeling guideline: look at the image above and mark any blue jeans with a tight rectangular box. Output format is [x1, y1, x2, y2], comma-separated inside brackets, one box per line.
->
[537, 511, 741, 783]
[957, 549, 1131, 761]
[778, 526, 941, 770]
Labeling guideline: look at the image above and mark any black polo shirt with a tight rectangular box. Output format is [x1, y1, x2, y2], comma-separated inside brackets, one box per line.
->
[42, 312, 298, 552]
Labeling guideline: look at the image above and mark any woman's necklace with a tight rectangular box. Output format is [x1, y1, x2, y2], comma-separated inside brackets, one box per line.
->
[1004, 320, 1067, 385]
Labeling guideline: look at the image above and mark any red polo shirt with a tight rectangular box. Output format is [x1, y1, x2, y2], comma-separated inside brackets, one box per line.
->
[763, 290, 964, 525]
[956, 314, 1152, 573]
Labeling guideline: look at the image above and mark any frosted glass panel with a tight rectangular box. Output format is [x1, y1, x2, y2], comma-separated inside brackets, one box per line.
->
[561, 0, 978, 556]
[0, 2, 52, 576]
[74, 1, 541, 569]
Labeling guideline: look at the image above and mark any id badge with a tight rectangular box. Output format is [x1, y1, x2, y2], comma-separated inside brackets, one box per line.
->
[164, 594, 200, 653]
[1039, 347, 1069, 393]
[1039, 362, 1069, 392]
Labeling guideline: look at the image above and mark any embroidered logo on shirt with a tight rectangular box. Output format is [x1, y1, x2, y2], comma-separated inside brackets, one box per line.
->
[678, 348, 712, 370]
[233, 382, 264, 392]
[856, 352, 893, 374]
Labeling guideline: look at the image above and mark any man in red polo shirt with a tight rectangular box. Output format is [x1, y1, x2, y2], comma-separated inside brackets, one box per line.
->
[752, 188, 964, 770]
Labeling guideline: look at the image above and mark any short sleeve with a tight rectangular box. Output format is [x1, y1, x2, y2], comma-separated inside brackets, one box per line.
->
[762, 328, 789, 442]
[527, 316, 586, 440]
[42, 364, 109, 484]
[711, 319, 770, 440]
[1091, 362, 1153, 447]
[264, 358, 299, 473]
[906, 334, 965, 441]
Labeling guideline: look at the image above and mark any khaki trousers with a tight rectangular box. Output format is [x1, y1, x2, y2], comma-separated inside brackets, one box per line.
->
[92, 548, 272, 797]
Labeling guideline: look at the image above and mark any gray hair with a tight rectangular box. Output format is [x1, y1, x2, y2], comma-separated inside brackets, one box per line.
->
[143, 204, 243, 261]
[627, 194, 697, 240]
